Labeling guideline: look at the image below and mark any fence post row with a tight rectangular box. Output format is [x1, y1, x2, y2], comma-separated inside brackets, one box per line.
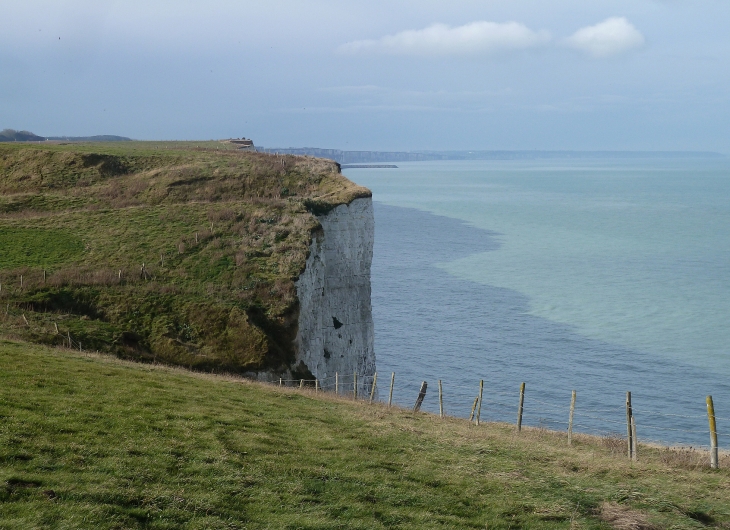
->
[476, 379, 484, 426]
[413, 381, 427, 413]
[517, 382, 526, 432]
[276, 373, 721, 467]
[707, 395, 719, 469]
[568, 390, 576, 445]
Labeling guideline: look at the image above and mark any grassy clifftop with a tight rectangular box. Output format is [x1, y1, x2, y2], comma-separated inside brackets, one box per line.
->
[1, 340, 729, 529]
[0, 142, 370, 373]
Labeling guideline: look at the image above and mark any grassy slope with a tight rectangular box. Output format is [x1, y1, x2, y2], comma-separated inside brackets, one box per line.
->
[0, 142, 369, 373]
[1, 340, 729, 529]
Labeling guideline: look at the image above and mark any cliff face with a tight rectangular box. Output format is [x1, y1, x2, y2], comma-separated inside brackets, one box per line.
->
[295, 197, 376, 392]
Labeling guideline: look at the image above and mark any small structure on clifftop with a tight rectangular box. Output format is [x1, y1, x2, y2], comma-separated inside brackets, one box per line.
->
[226, 137, 255, 150]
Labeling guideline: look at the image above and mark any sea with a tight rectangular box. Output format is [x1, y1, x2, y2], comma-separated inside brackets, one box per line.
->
[346, 157, 730, 447]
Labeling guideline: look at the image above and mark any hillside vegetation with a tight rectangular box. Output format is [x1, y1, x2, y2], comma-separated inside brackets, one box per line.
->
[1, 340, 729, 529]
[0, 142, 369, 373]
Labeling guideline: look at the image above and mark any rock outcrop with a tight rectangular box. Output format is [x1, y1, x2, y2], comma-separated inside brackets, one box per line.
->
[295, 197, 376, 394]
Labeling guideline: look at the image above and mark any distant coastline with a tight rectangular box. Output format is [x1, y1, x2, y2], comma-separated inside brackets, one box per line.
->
[341, 164, 398, 169]
[259, 146, 725, 165]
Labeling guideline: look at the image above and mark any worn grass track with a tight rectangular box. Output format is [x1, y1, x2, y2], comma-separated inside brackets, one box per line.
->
[1, 339, 729, 529]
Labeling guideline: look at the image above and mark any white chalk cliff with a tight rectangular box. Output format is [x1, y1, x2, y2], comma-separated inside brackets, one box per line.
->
[295, 197, 376, 393]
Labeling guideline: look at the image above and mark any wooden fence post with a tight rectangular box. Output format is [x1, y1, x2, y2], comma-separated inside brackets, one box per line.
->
[353, 372, 358, 400]
[67, 331, 71, 348]
[707, 395, 719, 469]
[626, 391, 634, 460]
[315, 379, 320, 392]
[631, 415, 638, 462]
[20, 275, 23, 289]
[438, 379, 444, 418]
[568, 390, 576, 445]
[279, 377, 282, 387]
[517, 382, 526, 431]
[388, 372, 395, 408]
[476, 380, 484, 426]
[335, 372, 339, 395]
[299, 379, 304, 389]
[469, 396, 479, 422]
[43, 270, 46, 283]
[369, 372, 377, 404]
[413, 381, 427, 413]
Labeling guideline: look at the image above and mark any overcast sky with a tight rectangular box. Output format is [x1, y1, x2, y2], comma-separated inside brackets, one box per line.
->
[2, 1, 729, 151]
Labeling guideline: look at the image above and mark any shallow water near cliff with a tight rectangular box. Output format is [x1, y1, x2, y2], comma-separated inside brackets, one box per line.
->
[347, 158, 730, 446]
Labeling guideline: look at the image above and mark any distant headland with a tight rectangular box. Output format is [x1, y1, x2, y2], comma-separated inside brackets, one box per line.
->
[0, 129, 131, 142]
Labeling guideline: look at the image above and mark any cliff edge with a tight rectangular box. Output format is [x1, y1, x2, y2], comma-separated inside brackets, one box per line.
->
[0, 142, 374, 380]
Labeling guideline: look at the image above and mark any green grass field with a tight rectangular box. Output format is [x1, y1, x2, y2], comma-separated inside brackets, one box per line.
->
[0, 142, 369, 373]
[1, 339, 729, 529]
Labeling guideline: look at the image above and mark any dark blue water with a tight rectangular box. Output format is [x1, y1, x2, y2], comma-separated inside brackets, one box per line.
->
[369, 202, 730, 447]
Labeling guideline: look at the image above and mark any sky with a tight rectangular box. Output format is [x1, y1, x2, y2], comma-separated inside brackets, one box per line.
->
[1, 0, 729, 152]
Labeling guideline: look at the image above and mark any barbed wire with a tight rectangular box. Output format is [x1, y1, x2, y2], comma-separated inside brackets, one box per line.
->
[636, 424, 710, 434]
[632, 409, 707, 420]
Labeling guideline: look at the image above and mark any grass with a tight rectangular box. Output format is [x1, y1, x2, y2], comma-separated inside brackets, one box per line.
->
[0, 141, 370, 373]
[0, 228, 84, 269]
[1, 339, 729, 529]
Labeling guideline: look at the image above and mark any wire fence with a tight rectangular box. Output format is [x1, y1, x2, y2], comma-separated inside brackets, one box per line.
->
[274, 370, 725, 468]
[8, 317, 724, 468]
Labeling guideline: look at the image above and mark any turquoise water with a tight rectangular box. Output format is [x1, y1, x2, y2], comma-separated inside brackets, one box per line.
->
[348, 158, 730, 445]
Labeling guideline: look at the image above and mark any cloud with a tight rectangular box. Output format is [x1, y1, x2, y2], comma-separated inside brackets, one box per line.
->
[565, 17, 644, 58]
[338, 21, 550, 57]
